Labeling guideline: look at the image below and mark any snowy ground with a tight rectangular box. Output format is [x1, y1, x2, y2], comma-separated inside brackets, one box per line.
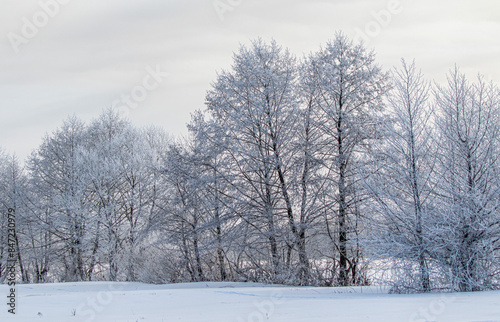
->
[1, 281, 500, 322]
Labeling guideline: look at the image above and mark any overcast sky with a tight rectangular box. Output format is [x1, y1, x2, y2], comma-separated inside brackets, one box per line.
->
[1, 0, 499, 160]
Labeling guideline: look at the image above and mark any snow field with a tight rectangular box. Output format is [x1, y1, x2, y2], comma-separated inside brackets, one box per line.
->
[1, 282, 500, 322]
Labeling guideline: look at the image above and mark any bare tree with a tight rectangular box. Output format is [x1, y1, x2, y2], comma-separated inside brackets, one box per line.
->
[205, 39, 304, 282]
[366, 59, 436, 292]
[27, 117, 90, 282]
[434, 68, 500, 291]
[306, 33, 389, 286]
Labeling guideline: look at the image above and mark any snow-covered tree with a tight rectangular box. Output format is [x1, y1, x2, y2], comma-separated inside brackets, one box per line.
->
[305, 33, 389, 286]
[366, 60, 437, 292]
[205, 38, 304, 283]
[25, 110, 169, 283]
[5, 38, 500, 291]
[0, 150, 27, 282]
[434, 68, 500, 291]
[27, 116, 90, 282]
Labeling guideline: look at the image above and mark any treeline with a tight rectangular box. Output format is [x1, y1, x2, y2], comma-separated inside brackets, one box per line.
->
[1, 33, 499, 293]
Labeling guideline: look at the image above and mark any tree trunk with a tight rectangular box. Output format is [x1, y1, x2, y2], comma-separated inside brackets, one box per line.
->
[337, 111, 349, 287]
[193, 231, 204, 282]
